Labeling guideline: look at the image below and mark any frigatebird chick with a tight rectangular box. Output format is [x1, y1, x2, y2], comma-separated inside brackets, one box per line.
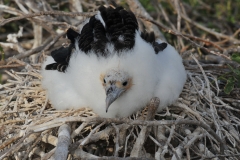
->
[41, 6, 186, 118]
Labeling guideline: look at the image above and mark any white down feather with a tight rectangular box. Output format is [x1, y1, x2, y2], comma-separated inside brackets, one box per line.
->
[41, 32, 186, 118]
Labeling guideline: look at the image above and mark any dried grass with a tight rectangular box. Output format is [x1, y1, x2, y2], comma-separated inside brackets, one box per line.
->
[1, 56, 240, 159]
[1, 0, 240, 159]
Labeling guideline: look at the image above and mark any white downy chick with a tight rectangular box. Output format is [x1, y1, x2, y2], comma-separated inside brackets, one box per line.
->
[41, 6, 186, 118]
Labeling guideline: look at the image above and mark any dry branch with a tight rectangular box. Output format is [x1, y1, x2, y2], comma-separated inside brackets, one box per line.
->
[54, 124, 71, 160]
[130, 97, 159, 157]
[138, 16, 231, 60]
[0, 56, 236, 159]
[0, 11, 97, 26]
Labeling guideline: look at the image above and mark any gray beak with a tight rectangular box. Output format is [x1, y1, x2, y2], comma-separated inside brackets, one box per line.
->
[105, 85, 125, 112]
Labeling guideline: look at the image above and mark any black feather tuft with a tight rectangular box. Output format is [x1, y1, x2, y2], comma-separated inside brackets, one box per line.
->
[78, 23, 94, 53]
[67, 28, 80, 44]
[141, 31, 155, 44]
[141, 31, 167, 54]
[98, 6, 139, 51]
[153, 42, 168, 54]
[47, 30, 77, 72]
[45, 63, 68, 72]
[51, 46, 70, 63]
[114, 9, 138, 51]
[77, 16, 108, 56]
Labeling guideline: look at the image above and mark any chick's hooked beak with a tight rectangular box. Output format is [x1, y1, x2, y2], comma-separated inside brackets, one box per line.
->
[105, 85, 125, 112]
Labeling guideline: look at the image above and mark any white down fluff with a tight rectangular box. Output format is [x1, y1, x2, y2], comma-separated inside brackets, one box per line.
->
[41, 32, 186, 118]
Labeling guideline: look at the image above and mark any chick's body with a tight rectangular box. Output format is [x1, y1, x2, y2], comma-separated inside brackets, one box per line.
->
[41, 6, 186, 118]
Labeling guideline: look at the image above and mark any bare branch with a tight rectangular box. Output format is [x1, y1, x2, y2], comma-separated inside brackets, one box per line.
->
[1, 11, 97, 26]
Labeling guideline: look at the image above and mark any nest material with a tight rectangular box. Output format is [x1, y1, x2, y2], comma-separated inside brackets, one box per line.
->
[1, 56, 240, 160]
[1, 0, 240, 160]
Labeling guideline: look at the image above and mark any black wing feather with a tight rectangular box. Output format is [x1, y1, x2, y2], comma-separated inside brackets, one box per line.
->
[51, 46, 70, 63]
[67, 28, 80, 44]
[98, 6, 138, 51]
[141, 31, 155, 44]
[141, 31, 167, 54]
[153, 42, 168, 53]
[45, 30, 77, 72]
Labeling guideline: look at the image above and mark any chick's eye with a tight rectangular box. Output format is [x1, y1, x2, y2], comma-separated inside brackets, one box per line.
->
[122, 81, 128, 86]
[103, 79, 106, 83]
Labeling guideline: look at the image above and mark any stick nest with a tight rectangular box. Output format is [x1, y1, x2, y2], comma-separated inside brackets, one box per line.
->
[1, 60, 240, 159]
[1, 0, 240, 160]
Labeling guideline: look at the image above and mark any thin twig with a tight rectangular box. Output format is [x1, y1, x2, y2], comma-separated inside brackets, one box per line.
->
[1, 11, 97, 26]
[138, 15, 231, 60]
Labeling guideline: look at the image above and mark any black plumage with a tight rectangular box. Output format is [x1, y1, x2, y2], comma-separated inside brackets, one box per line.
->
[141, 31, 155, 44]
[153, 42, 167, 53]
[87, 16, 108, 55]
[45, 5, 167, 73]
[99, 6, 138, 51]
[67, 28, 80, 44]
[50, 46, 70, 63]
[141, 31, 167, 54]
[45, 62, 67, 72]
[45, 28, 79, 72]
